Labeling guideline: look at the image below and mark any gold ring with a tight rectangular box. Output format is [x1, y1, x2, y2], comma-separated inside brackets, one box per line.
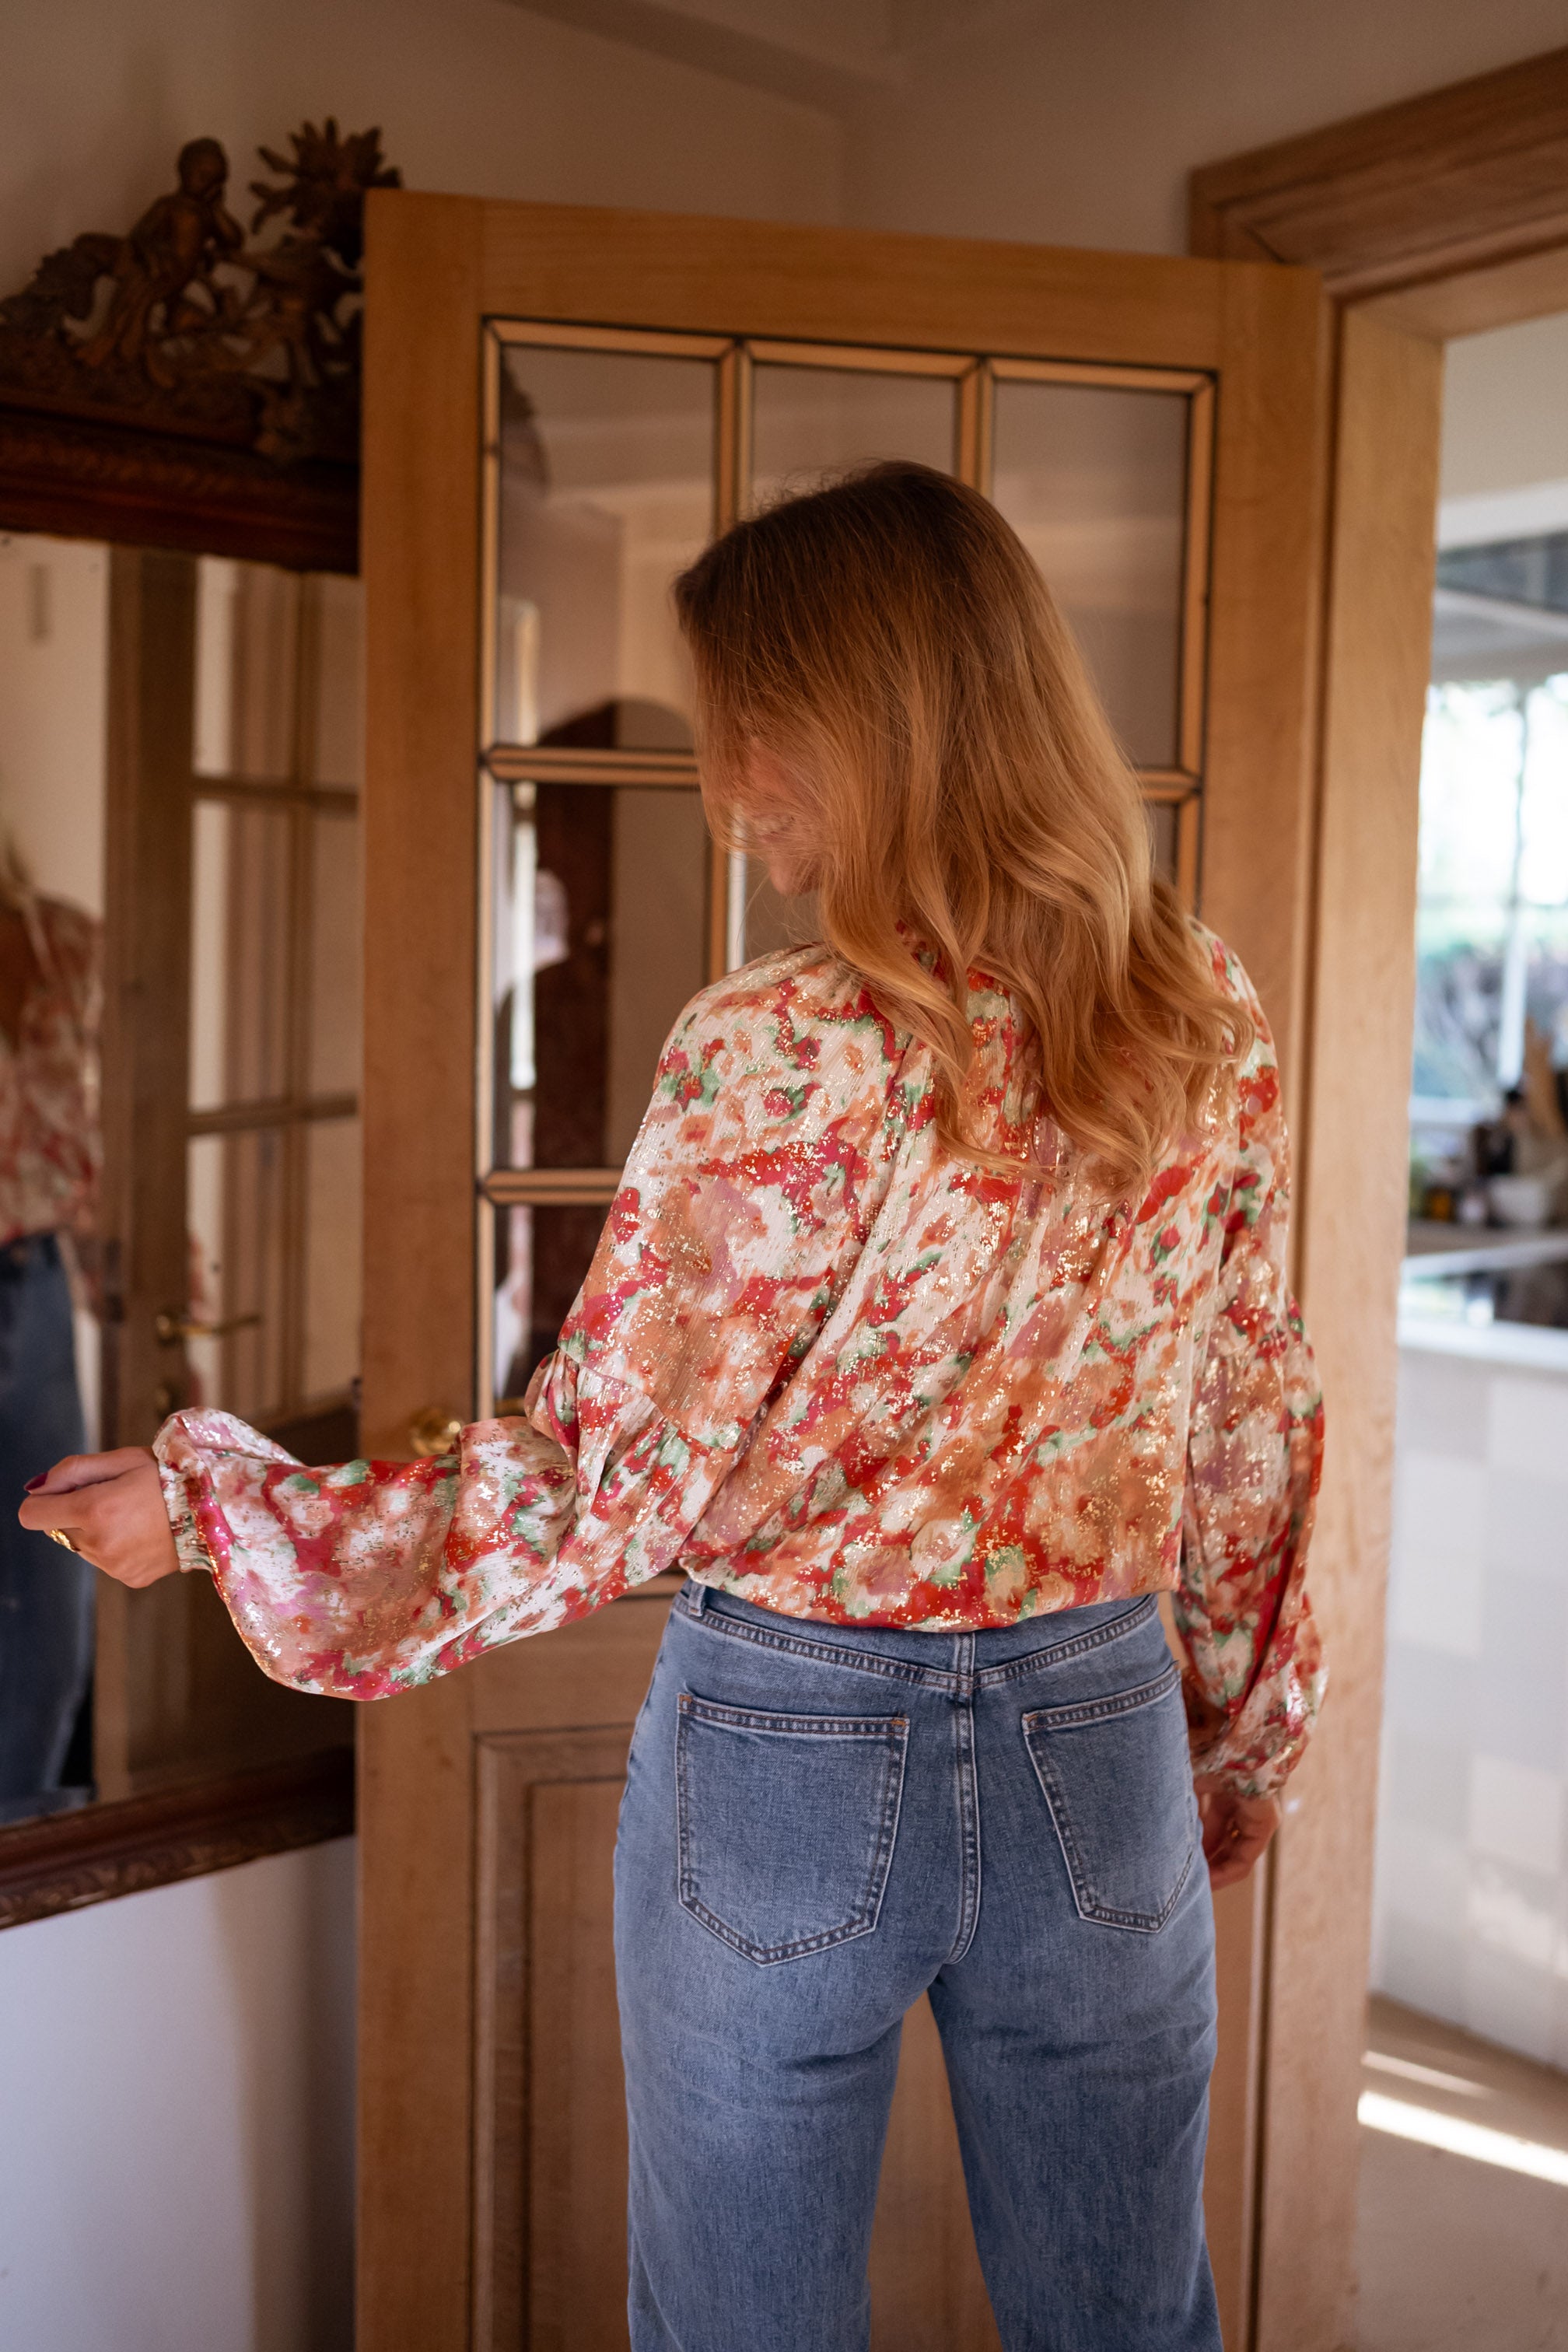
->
[47, 1528, 80, 1555]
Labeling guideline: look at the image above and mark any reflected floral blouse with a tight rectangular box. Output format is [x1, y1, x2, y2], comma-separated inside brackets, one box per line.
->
[0, 893, 100, 1248]
[156, 932, 1325, 1796]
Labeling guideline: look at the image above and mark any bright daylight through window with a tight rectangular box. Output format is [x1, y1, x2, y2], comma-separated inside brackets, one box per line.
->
[1409, 534, 1568, 1232]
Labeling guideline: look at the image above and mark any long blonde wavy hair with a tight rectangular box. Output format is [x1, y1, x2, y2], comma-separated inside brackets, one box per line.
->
[674, 461, 1250, 1196]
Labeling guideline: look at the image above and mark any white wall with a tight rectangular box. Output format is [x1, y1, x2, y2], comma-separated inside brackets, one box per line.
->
[839, 0, 1568, 256]
[1372, 1349, 1568, 2068]
[0, 1840, 355, 2352]
[1439, 312, 1568, 545]
[0, 533, 107, 918]
[0, 0, 842, 302]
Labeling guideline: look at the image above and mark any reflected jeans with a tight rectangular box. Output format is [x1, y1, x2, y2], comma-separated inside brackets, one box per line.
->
[0, 1234, 92, 1813]
[614, 1581, 1220, 2352]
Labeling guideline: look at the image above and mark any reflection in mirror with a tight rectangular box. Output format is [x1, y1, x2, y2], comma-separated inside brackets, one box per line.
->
[494, 342, 716, 751]
[0, 531, 107, 1823]
[189, 796, 292, 1108]
[490, 778, 709, 1171]
[186, 1127, 289, 1423]
[750, 365, 955, 509]
[991, 381, 1188, 770]
[186, 558, 363, 1459]
[492, 1199, 611, 1412]
[0, 531, 363, 1830]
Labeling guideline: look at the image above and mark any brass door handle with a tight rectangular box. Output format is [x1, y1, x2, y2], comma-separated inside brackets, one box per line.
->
[407, 1405, 464, 1458]
[156, 1310, 263, 1344]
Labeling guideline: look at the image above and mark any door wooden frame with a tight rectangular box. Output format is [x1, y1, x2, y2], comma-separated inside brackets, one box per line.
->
[1190, 44, 1568, 2352]
[358, 191, 1329, 2351]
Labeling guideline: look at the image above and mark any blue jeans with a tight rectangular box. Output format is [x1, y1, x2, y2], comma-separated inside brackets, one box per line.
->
[614, 1582, 1220, 2352]
[0, 1234, 92, 1815]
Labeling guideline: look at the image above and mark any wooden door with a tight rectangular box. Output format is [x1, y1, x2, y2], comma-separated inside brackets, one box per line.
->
[357, 194, 1329, 2351]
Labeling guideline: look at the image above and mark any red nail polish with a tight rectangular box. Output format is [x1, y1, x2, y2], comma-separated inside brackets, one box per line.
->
[24, 1474, 45, 1492]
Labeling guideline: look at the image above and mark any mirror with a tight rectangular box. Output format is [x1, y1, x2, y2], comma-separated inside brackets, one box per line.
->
[0, 113, 392, 1916]
[0, 531, 106, 1822]
[0, 527, 361, 1831]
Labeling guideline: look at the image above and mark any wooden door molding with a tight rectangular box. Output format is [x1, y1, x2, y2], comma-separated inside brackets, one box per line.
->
[1191, 47, 1568, 2352]
[1189, 44, 1568, 336]
[472, 1724, 636, 2350]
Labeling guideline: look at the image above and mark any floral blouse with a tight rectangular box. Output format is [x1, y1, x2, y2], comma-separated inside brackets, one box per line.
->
[0, 893, 100, 1248]
[156, 931, 1325, 1796]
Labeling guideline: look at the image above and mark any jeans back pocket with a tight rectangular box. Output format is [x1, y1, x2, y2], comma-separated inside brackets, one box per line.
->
[1022, 1661, 1197, 1933]
[675, 1692, 908, 1965]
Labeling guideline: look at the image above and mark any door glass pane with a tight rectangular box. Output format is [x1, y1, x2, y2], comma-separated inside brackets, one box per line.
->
[731, 856, 818, 969]
[1147, 801, 1178, 887]
[750, 365, 955, 506]
[187, 1129, 289, 1423]
[492, 1200, 610, 1412]
[189, 796, 292, 1109]
[304, 1119, 361, 1399]
[494, 343, 716, 750]
[194, 558, 300, 781]
[309, 810, 362, 1096]
[490, 779, 709, 1170]
[990, 381, 1188, 769]
[736, 819, 1180, 961]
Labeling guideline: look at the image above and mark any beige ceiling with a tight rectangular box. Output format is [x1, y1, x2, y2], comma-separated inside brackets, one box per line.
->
[506, 0, 1051, 110]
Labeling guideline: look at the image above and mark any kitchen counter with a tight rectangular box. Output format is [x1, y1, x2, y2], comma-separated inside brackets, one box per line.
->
[1399, 1225, 1568, 1374]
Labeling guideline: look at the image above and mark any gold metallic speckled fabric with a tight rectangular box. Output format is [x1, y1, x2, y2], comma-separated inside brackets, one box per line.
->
[156, 930, 1324, 1795]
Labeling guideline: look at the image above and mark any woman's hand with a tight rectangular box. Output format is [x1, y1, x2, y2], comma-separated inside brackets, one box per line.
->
[1195, 1776, 1281, 1891]
[18, 1448, 180, 1587]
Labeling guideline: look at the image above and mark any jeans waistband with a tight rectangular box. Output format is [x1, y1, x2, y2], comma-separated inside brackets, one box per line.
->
[0, 1232, 61, 1279]
[674, 1579, 1158, 1696]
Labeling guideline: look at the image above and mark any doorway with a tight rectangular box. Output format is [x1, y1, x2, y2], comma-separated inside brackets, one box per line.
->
[1191, 42, 1568, 2350]
[1358, 306, 1568, 2352]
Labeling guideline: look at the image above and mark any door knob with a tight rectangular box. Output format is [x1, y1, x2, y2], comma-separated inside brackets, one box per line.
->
[156, 1309, 263, 1345]
[407, 1405, 464, 1458]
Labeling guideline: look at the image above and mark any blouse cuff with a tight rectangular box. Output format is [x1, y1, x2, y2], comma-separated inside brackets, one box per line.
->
[155, 1444, 215, 1575]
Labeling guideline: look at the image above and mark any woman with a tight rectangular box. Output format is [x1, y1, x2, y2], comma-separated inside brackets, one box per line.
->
[1, 841, 98, 1819]
[23, 464, 1322, 2352]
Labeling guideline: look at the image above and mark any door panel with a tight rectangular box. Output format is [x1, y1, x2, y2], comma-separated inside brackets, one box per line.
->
[474, 1727, 632, 2352]
[359, 193, 1328, 2351]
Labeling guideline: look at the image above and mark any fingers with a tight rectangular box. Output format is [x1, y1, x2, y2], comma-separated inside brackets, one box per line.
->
[17, 1456, 180, 1588]
[17, 1486, 94, 1534]
[1208, 1819, 1272, 1890]
[1195, 1780, 1237, 1867]
[26, 1447, 153, 1496]
[1196, 1785, 1282, 1890]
